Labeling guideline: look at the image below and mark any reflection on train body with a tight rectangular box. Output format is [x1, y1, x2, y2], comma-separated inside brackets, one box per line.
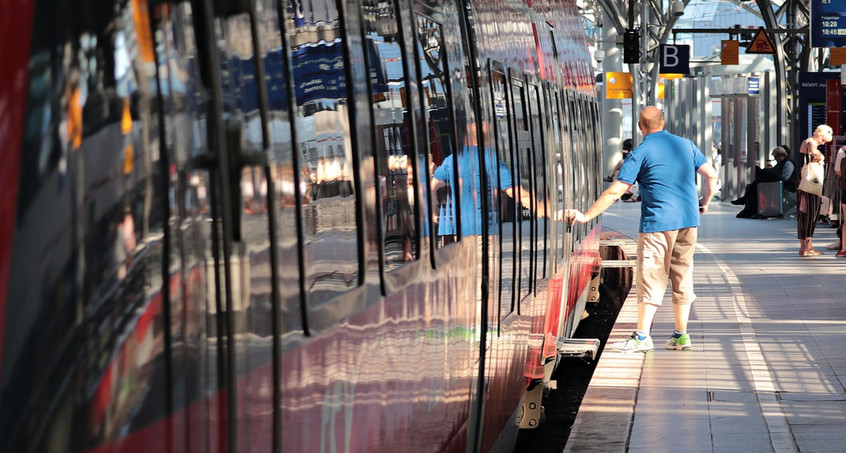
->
[0, 0, 604, 451]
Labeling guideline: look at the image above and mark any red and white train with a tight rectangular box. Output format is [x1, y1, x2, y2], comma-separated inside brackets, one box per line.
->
[0, 0, 609, 450]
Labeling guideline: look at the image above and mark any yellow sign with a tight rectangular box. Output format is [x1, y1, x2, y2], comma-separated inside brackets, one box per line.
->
[606, 72, 633, 99]
[831, 48, 846, 66]
[746, 27, 776, 55]
[721, 40, 739, 65]
[658, 74, 684, 99]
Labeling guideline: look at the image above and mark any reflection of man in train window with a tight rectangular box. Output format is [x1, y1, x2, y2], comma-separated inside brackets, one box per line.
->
[431, 142, 513, 238]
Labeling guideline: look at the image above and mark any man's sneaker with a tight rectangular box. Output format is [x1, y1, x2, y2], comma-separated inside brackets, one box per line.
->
[825, 240, 841, 250]
[611, 332, 654, 353]
[665, 334, 692, 351]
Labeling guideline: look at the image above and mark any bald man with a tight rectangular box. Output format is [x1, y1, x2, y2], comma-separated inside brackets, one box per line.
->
[566, 106, 717, 353]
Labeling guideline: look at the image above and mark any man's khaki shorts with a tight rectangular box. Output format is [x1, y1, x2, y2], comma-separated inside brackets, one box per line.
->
[636, 227, 697, 306]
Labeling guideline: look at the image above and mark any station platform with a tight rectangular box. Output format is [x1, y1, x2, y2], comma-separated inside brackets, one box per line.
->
[565, 201, 846, 453]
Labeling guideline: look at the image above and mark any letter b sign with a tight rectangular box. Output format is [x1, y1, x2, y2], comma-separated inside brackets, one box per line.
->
[659, 44, 690, 74]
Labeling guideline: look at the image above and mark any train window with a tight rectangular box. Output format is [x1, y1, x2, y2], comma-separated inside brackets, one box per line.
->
[558, 91, 574, 253]
[591, 100, 602, 220]
[491, 66, 516, 317]
[289, 0, 361, 303]
[363, 0, 418, 270]
[548, 88, 564, 270]
[415, 14, 458, 249]
[511, 78, 534, 301]
[528, 83, 548, 282]
[567, 94, 584, 241]
[579, 97, 591, 237]
[585, 99, 598, 229]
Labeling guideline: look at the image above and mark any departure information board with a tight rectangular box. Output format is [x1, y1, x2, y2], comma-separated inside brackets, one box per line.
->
[812, 0, 846, 48]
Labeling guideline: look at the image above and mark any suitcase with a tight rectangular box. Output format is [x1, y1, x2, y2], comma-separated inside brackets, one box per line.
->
[757, 181, 783, 217]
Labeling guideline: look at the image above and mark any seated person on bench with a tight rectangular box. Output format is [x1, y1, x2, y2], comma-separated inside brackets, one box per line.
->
[733, 146, 798, 218]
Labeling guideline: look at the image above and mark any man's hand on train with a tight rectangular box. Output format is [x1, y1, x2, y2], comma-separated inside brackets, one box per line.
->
[565, 209, 587, 224]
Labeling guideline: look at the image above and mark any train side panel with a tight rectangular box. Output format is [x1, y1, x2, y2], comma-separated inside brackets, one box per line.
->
[0, 0, 602, 451]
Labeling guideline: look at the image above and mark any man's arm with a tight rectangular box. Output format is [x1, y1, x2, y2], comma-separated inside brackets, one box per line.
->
[697, 162, 718, 213]
[566, 180, 631, 223]
[781, 160, 795, 181]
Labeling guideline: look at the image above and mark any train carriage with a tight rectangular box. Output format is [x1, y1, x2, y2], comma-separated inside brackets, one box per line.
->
[0, 0, 605, 450]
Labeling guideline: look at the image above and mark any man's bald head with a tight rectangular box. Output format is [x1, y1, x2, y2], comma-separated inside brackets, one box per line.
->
[639, 106, 665, 134]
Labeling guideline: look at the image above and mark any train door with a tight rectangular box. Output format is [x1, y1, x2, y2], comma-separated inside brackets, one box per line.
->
[526, 80, 548, 284]
[551, 87, 575, 338]
[153, 0, 284, 451]
[508, 74, 535, 310]
[3, 0, 201, 450]
[147, 3, 220, 452]
[469, 62, 528, 449]
[213, 2, 284, 452]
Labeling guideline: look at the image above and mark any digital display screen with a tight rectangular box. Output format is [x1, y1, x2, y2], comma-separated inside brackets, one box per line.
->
[812, 0, 846, 47]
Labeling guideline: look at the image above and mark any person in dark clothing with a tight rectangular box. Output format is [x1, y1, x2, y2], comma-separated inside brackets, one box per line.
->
[732, 146, 798, 218]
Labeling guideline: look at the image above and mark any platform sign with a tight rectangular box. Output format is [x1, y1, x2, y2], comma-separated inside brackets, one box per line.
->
[811, 0, 846, 48]
[721, 40, 739, 65]
[659, 45, 690, 74]
[657, 73, 683, 99]
[748, 77, 760, 95]
[799, 72, 846, 145]
[606, 72, 633, 99]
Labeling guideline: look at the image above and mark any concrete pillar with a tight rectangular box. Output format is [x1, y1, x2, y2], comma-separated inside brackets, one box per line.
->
[601, 10, 623, 179]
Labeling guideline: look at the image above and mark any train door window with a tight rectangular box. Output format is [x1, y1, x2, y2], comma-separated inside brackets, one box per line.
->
[288, 0, 361, 302]
[528, 82, 548, 282]
[363, 0, 419, 271]
[588, 100, 599, 224]
[510, 75, 534, 301]
[579, 97, 591, 231]
[558, 91, 573, 252]
[215, 3, 292, 450]
[588, 100, 598, 228]
[574, 97, 589, 230]
[414, 14, 458, 250]
[568, 94, 584, 241]
[577, 97, 590, 235]
[490, 64, 516, 318]
[548, 87, 564, 271]
[150, 3, 225, 450]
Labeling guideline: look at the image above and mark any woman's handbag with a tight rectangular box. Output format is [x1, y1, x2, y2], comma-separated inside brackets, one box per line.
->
[798, 161, 825, 196]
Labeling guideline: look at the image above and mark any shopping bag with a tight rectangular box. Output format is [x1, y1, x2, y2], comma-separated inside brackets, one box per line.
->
[798, 161, 824, 196]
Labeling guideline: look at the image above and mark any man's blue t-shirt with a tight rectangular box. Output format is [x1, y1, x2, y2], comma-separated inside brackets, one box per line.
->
[616, 130, 707, 233]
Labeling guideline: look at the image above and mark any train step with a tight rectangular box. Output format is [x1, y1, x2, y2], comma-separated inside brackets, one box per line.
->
[557, 337, 601, 359]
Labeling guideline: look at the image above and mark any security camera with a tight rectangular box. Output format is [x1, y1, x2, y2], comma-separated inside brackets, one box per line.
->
[671, 1, 684, 17]
[594, 50, 605, 63]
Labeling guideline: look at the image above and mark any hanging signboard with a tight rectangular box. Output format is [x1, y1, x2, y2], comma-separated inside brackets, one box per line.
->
[658, 74, 683, 99]
[721, 40, 739, 65]
[659, 44, 690, 74]
[811, 0, 846, 48]
[606, 72, 633, 99]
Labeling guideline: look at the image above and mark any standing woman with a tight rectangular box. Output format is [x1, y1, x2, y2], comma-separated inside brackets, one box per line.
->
[798, 124, 833, 256]
[836, 145, 846, 257]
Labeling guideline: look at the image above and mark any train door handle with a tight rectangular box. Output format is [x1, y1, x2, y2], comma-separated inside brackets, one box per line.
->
[224, 116, 267, 242]
[189, 116, 266, 242]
